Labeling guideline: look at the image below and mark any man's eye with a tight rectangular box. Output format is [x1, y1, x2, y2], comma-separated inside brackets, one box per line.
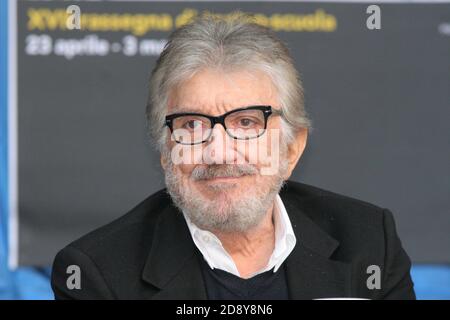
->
[239, 118, 255, 127]
[184, 120, 202, 129]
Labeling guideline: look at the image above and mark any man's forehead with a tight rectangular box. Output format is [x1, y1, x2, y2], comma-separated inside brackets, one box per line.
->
[166, 69, 278, 115]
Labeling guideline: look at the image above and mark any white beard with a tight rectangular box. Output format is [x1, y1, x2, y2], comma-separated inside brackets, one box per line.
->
[164, 160, 288, 233]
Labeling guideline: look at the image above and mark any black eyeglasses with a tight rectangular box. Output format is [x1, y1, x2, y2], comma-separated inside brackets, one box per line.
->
[164, 105, 282, 145]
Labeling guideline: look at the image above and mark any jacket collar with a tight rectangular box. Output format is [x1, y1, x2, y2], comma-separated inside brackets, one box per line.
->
[141, 182, 351, 299]
[141, 199, 208, 299]
[280, 184, 352, 299]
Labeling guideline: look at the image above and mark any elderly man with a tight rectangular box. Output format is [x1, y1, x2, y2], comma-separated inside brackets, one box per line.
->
[51, 13, 415, 300]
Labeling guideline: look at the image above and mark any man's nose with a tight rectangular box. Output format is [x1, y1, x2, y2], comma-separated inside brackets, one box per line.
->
[203, 124, 236, 165]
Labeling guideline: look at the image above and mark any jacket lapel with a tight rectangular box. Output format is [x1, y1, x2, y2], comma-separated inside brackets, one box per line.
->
[281, 186, 352, 299]
[141, 203, 207, 299]
[141, 182, 352, 300]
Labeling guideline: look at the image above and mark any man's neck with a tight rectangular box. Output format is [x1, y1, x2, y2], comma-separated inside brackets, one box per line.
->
[212, 203, 276, 278]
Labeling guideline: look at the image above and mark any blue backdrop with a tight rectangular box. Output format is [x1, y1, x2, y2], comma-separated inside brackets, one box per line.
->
[0, 0, 52, 300]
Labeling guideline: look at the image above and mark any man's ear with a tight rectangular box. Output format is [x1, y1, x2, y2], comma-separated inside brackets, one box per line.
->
[160, 152, 168, 171]
[284, 128, 308, 179]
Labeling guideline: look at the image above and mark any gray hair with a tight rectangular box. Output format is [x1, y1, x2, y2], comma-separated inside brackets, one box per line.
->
[146, 12, 312, 151]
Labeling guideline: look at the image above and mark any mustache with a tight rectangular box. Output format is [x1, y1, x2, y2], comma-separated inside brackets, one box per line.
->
[191, 164, 259, 181]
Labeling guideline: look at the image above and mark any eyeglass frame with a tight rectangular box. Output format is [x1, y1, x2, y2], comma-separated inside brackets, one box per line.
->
[164, 105, 282, 145]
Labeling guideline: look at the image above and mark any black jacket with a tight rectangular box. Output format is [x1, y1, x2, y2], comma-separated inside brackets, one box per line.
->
[51, 180, 416, 300]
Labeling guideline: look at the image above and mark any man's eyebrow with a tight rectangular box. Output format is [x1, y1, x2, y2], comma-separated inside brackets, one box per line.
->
[169, 106, 203, 114]
[169, 105, 270, 115]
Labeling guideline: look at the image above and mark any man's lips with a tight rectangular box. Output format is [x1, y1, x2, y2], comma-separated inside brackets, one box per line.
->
[202, 175, 245, 182]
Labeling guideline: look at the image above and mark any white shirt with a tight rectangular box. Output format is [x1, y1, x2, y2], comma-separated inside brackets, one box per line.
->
[182, 194, 297, 278]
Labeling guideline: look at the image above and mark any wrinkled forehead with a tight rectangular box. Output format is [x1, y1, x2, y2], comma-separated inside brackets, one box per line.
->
[166, 68, 280, 116]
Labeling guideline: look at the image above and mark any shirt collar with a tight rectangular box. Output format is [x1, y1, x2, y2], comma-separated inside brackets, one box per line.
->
[182, 194, 297, 278]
